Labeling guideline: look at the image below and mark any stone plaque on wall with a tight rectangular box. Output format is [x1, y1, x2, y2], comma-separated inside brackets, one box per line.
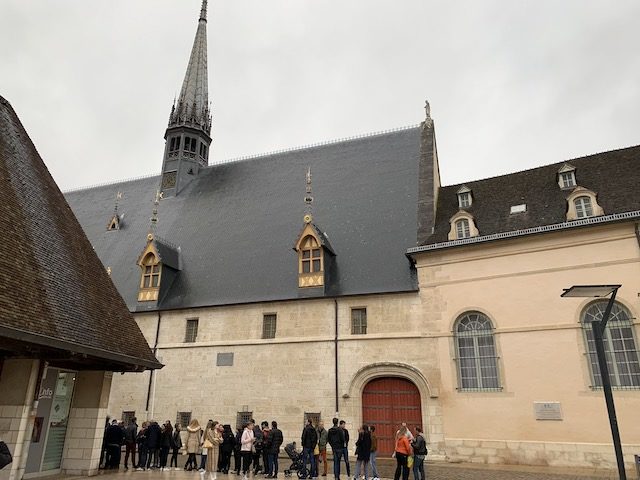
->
[533, 401, 563, 420]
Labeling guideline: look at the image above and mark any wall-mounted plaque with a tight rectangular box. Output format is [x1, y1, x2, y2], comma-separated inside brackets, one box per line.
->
[534, 401, 563, 420]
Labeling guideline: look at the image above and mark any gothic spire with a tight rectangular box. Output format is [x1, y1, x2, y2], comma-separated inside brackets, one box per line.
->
[168, 0, 211, 135]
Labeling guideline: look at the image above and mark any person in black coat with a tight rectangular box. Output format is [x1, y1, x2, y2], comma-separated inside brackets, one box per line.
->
[219, 424, 235, 474]
[233, 427, 243, 475]
[159, 421, 174, 470]
[145, 421, 162, 469]
[327, 418, 345, 480]
[354, 425, 372, 480]
[105, 419, 125, 469]
[266, 421, 284, 478]
[301, 419, 318, 479]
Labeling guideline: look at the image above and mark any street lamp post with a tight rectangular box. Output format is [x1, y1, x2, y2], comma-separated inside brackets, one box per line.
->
[561, 284, 626, 480]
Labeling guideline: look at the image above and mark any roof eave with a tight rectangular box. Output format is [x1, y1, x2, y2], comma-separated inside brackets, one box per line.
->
[408, 210, 640, 255]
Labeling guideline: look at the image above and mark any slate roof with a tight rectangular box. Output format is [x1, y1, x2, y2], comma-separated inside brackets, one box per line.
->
[420, 145, 640, 246]
[65, 127, 422, 311]
[0, 95, 161, 371]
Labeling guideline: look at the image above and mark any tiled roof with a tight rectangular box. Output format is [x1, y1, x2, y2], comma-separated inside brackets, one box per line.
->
[0, 95, 161, 371]
[419, 145, 640, 246]
[65, 127, 423, 311]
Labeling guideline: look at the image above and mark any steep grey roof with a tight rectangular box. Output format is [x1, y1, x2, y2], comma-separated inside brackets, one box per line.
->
[65, 127, 421, 311]
[419, 145, 640, 247]
[0, 95, 161, 371]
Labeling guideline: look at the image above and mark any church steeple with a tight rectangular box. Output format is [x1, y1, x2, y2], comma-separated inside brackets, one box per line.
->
[161, 0, 212, 196]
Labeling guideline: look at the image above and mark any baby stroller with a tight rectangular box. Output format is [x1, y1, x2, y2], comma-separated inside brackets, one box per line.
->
[283, 442, 308, 478]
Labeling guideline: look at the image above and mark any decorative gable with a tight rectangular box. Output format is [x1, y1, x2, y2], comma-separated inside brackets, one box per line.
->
[557, 163, 577, 189]
[294, 222, 335, 290]
[137, 235, 162, 302]
[107, 214, 121, 231]
[456, 185, 472, 208]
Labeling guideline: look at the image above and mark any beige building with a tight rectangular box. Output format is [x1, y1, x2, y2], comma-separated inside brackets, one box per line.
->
[64, 0, 640, 472]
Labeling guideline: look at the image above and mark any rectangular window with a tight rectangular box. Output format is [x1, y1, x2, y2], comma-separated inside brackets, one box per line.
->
[351, 308, 367, 335]
[262, 314, 277, 339]
[560, 171, 576, 188]
[458, 192, 471, 208]
[169, 137, 181, 152]
[236, 411, 253, 430]
[176, 411, 192, 429]
[122, 411, 136, 425]
[303, 412, 321, 428]
[217, 352, 234, 366]
[185, 318, 199, 343]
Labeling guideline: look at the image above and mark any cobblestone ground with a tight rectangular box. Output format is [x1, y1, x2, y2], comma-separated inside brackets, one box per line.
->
[93, 462, 620, 480]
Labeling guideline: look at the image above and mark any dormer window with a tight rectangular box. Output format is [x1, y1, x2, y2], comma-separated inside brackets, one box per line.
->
[107, 215, 120, 231]
[455, 219, 470, 238]
[574, 196, 593, 218]
[557, 164, 576, 189]
[457, 186, 472, 208]
[566, 187, 604, 221]
[300, 235, 323, 274]
[141, 253, 161, 288]
[448, 212, 479, 240]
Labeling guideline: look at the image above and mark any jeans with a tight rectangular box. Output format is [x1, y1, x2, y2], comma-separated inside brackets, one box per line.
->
[302, 447, 316, 478]
[369, 451, 378, 478]
[412, 455, 425, 480]
[267, 452, 279, 476]
[200, 454, 207, 470]
[170, 448, 179, 468]
[160, 446, 170, 468]
[137, 445, 148, 469]
[146, 448, 159, 468]
[342, 449, 350, 477]
[234, 450, 242, 473]
[393, 453, 409, 480]
[253, 450, 262, 474]
[185, 453, 197, 470]
[124, 442, 136, 468]
[355, 460, 369, 480]
[332, 447, 345, 479]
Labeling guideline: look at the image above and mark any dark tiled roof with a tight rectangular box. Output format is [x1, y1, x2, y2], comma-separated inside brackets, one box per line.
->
[0, 96, 161, 371]
[65, 127, 422, 310]
[421, 145, 640, 246]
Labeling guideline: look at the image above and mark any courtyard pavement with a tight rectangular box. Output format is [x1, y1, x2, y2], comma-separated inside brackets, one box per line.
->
[88, 460, 625, 480]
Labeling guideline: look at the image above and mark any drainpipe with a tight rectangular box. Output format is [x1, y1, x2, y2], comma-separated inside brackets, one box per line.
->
[145, 311, 162, 417]
[334, 299, 339, 416]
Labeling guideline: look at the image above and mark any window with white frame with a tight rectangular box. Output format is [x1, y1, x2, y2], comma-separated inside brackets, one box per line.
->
[455, 219, 471, 239]
[574, 196, 594, 218]
[458, 192, 472, 208]
[582, 301, 640, 389]
[454, 312, 501, 391]
[559, 171, 576, 189]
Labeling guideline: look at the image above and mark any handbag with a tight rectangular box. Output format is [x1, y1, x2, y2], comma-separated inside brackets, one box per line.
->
[203, 439, 213, 449]
[407, 455, 414, 468]
[313, 444, 319, 456]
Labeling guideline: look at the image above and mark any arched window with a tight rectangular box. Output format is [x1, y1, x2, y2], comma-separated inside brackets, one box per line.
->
[454, 312, 501, 390]
[141, 253, 161, 289]
[574, 196, 593, 218]
[299, 235, 323, 274]
[455, 219, 470, 239]
[582, 301, 640, 388]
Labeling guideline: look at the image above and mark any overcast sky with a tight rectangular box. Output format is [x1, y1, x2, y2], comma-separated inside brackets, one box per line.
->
[2, 0, 639, 191]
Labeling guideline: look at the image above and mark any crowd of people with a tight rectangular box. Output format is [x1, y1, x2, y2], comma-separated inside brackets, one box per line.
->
[98, 417, 428, 480]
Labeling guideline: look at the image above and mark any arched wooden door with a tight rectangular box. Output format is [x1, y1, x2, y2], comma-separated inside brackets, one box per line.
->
[362, 377, 422, 455]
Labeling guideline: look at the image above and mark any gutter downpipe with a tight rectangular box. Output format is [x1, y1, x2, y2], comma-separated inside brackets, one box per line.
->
[334, 298, 339, 416]
[146, 311, 162, 417]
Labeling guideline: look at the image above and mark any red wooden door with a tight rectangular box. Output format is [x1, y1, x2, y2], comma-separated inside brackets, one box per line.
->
[362, 377, 422, 455]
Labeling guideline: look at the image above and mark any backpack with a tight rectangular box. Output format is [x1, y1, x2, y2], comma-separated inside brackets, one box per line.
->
[0, 441, 12, 470]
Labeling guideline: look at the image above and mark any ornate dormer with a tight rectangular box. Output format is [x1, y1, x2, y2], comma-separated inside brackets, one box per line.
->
[136, 233, 182, 305]
[293, 168, 336, 296]
[448, 211, 479, 240]
[161, 0, 212, 197]
[456, 185, 472, 208]
[136, 191, 182, 308]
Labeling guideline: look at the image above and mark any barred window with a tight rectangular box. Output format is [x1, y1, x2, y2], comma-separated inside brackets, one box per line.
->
[582, 301, 640, 389]
[236, 411, 253, 430]
[455, 219, 470, 239]
[185, 318, 199, 343]
[454, 312, 501, 391]
[574, 196, 593, 218]
[176, 411, 192, 428]
[263, 314, 277, 339]
[122, 411, 136, 425]
[351, 308, 367, 335]
[304, 412, 321, 428]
